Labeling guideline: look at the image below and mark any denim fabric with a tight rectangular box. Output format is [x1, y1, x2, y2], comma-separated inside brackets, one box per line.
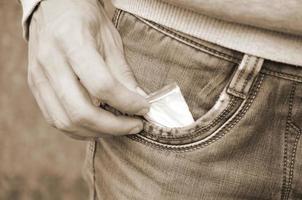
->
[84, 10, 302, 200]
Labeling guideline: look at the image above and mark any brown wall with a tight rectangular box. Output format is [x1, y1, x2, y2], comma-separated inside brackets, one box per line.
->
[0, 1, 114, 199]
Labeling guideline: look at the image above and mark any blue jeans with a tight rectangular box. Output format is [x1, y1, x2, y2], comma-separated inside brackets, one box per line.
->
[84, 9, 302, 200]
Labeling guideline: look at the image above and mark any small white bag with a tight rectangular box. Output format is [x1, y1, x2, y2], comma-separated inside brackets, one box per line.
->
[142, 83, 194, 128]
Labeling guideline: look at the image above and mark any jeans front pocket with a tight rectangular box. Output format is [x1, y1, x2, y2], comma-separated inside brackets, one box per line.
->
[129, 55, 265, 151]
[112, 9, 265, 152]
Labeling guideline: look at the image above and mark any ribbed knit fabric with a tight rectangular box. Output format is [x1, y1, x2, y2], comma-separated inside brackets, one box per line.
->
[21, 0, 302, 66]
[112, 0, 302, 67]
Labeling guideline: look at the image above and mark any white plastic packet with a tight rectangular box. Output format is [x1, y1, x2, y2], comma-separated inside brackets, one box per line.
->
[141, 83, 195, 128]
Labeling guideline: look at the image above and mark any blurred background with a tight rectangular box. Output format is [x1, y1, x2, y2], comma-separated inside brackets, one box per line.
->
[0, 1, 113, 199]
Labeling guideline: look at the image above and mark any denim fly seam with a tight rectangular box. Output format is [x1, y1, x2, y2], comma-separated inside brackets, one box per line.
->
[83, 141, 97, 200]
[281, 81, 302, 200]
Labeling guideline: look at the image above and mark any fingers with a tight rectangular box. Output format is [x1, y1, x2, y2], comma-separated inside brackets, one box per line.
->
[28, 72, 53, 124]
[29, 62, 76, 132]
[34, 52, 143, 136]
[62, 41, 149, 115]
[27, 0, 148, 139]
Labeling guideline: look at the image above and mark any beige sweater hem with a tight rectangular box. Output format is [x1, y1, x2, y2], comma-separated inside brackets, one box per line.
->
[112, 0, 302, 67]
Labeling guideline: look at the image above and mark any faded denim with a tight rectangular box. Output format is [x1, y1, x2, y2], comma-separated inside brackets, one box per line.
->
[84, 10, 302, 200]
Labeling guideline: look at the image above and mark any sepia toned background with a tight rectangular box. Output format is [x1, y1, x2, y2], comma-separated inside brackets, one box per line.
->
[0, 1, 114, 199]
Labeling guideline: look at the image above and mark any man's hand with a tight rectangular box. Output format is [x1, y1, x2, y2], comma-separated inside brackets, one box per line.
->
[27, 0, 149, 139]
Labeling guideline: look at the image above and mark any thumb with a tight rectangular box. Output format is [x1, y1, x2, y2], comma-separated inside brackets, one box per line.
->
[106, 54, 150, 115]
[99, 21, 149, 114]
[99, 18, 140, 92]
[113, 61, 147, 97]
[109, 57, 140, 93]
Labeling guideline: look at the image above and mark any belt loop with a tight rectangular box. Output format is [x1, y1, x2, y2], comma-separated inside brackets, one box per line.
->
[227, 54, 264, 99]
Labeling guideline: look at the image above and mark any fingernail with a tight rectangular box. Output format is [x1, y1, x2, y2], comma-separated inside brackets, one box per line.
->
[136, 107, 150, 116]
[129, 125, 143, 135]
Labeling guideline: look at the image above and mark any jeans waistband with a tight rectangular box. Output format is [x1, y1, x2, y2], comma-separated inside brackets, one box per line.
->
[128, 11, 302, 83]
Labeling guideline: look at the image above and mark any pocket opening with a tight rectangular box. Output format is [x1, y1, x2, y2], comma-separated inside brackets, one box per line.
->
[137, 55, 265, 147]
[112, 9, 265, 149]
[129, 73, 265, 151]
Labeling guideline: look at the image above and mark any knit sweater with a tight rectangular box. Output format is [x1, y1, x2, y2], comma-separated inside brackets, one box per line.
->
[21, 0, 302, 66]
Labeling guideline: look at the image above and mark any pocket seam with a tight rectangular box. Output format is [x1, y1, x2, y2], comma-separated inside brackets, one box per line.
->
[114, 9, 241, 64]
[262, 69, 302, 83]
[135, 15, 241, 64]
[113, 8, 264, 151]
[128, 73, 265, 152]
[112, 9, 123, 29]
[281, 82, 302, 200]
[142, 96, 239, 140]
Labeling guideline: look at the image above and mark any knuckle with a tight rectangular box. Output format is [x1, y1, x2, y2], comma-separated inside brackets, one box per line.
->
[52, 17, 89, 43]
[57, 95, 91, 125]
[91, 79, 118, 98]
[53, 119, 73, 131]
[69, 111, 88, 125]
[51, 18, 78, 41]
